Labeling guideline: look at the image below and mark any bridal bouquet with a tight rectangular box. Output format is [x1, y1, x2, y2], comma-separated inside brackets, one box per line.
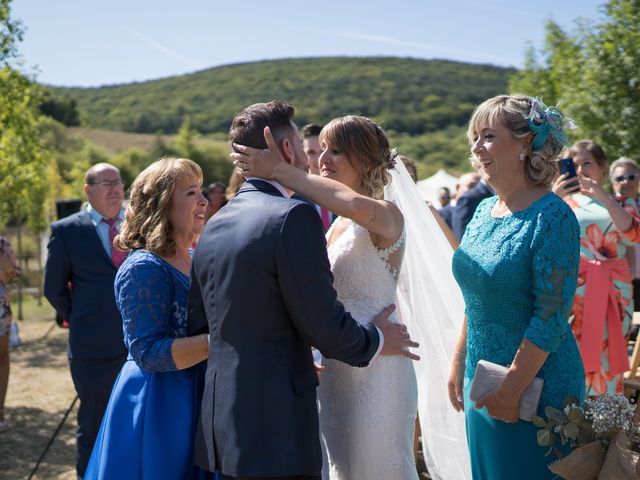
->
[533, 394, 640, 479]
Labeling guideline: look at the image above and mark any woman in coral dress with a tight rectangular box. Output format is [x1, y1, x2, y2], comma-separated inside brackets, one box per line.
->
[553, 140, 640, 395]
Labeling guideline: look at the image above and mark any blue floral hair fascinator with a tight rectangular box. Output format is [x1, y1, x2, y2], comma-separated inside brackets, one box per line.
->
[525, 97, 577, 151]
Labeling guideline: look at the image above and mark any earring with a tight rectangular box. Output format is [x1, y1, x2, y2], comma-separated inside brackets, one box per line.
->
[519, 152, 526, 161]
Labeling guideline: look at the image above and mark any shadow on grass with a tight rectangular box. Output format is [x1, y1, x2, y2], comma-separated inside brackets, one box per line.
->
[0, 404, 77, 480]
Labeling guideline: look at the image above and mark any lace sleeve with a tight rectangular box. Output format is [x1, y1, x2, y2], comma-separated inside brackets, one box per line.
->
[524, 199, 580, 353]
[115, 252, 177, 372]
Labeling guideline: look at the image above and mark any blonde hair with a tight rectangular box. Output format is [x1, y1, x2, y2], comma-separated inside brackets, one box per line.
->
[116, 157, 203, 257]
[320, 115, 392, 198]
[467, 95, 564, 188]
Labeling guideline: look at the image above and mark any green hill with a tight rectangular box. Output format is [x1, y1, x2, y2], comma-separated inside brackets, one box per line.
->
[53, 57, 515, 137]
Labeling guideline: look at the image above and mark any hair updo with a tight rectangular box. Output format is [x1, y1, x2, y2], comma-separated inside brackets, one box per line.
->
[320, 115, 394, 199]
[467, 94, 567, 188]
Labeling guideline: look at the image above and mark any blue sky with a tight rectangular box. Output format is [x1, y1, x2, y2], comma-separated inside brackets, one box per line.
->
[13, 0, 606, 87]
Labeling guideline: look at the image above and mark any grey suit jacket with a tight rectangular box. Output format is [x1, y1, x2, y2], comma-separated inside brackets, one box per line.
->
[188, 179, 380, 477]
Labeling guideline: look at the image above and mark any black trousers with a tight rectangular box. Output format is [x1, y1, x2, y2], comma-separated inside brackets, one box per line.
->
[220, 475, 320, 480]
[69, 354, 126, 478]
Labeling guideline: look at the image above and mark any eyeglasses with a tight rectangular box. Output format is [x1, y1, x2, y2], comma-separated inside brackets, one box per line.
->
[91, 180, 124, 189]
[612, 174, 639, 183]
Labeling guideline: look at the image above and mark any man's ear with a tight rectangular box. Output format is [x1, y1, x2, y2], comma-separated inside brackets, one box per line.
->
[280, 137, 296, 166]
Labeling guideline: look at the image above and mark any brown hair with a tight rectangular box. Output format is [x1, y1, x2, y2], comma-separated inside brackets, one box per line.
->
[116, 157, 203, 257]
[570, 140, 608, 173]
[229, 100, 296, 150]
[467, 95, 565, 188]
[302, 123, 323, 138]
[399, 155, 418, 183]
[225, 169, 245, 200]
[320, 115, 393, 198]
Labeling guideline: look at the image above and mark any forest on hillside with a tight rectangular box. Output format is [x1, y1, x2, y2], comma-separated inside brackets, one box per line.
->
[41, 57, 514, 180]
[52, 57, 514, 136]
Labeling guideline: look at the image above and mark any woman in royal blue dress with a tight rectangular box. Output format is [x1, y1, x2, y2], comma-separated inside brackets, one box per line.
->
[447, 95, 586, 479]
[85, 157, 214, 480]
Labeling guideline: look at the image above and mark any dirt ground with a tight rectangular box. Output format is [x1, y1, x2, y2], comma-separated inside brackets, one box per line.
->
[1, 302, 77, 480]
[1, 300, 431, 480]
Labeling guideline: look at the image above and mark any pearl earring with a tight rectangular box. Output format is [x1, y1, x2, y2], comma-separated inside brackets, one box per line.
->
[519, 152, 526, 161]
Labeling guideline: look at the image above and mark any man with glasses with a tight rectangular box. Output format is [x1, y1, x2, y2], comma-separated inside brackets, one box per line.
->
[611, 157, 640, 312]
[44, 163, 128, 479]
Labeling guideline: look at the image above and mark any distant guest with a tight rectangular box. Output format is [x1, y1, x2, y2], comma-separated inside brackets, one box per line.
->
[450, 177, 495, 240]
[205, 181, 227, 221]
[302, 123, 323, 175]
[44, 162, 128, 478]
[438, 187, 451, 208]
[0, 237, 20, 433]
[399, 155, 418, 183]
[439, 172, 482, 230]
[226, 169, 245, 200]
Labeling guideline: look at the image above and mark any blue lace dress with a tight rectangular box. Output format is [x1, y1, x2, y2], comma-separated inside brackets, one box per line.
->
[452, 193, 586, 480]
[85, 249, 214, 480]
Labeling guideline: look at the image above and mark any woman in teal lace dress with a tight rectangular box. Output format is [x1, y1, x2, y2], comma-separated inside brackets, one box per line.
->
[447, 95, 586, 479]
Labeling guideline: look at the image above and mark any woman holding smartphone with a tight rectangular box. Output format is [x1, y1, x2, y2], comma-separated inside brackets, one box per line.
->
[552, 140, 640, 396]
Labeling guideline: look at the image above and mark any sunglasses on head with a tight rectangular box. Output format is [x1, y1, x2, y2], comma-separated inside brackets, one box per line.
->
[613, 174, 639, 182]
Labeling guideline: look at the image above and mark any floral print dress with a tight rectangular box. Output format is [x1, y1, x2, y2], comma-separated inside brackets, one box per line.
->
[565, 193, 639, 395]
[0, 238, 20, 337]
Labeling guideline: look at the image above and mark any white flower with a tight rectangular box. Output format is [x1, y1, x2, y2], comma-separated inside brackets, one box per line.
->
[584, 395, 637, 436]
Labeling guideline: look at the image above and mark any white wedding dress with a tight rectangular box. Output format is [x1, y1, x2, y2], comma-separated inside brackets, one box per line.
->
[319, 218, 419, 480]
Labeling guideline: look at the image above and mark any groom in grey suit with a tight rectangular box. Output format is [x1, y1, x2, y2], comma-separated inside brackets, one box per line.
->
[188, 100, 416, 480]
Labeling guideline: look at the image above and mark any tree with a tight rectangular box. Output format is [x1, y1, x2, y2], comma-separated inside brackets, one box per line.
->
[0, 0, 22, 65]
[0, 71, 47, 234]
[0, 0, 48, 315]
[38, 91, 80, 126]
[509, 0, 640, 159]
[172, 116, 234, 185]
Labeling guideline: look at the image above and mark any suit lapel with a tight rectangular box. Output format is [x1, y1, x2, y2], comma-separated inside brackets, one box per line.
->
[78, 211, 114, 268]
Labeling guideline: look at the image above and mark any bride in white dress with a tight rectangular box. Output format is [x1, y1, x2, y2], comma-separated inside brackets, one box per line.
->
[232, 115, 471, 480]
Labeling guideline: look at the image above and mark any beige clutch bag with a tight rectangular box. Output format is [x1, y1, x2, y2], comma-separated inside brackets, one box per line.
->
[469, 359, 544, 422]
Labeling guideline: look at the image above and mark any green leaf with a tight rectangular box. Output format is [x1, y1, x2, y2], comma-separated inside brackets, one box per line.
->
[545, 406, 565, 423]
[567, 408, 584, 424]
[532, 415, 547, 428]
[564, 422, 580, 440]
[537, 430, 556, 447]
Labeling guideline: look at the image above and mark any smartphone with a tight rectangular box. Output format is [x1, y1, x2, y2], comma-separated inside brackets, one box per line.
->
[558, 157, 580, 193]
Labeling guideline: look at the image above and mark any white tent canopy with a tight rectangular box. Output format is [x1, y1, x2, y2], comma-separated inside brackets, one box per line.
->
[416, 169, 458, 206]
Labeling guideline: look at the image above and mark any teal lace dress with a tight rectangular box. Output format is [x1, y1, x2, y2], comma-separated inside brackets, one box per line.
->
[452, 192, 586, 480]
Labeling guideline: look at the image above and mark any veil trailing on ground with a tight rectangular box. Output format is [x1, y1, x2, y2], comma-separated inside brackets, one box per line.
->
[385, 161, 472, 480]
